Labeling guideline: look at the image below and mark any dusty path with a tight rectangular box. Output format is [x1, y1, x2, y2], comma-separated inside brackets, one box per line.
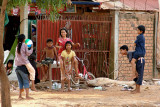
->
[10, 85, 160, 107]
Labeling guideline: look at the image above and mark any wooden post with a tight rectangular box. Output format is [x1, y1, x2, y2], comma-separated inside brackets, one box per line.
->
[49, 64, 52, 89]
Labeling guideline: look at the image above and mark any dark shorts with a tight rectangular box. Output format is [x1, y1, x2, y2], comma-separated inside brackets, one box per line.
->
[41, 58, 55, 65]
[136, 58, 145, 85]
[44, 58, 55, 61]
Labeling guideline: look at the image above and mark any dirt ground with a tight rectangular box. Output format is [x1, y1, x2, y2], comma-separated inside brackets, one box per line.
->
[6, 81, 160, 107]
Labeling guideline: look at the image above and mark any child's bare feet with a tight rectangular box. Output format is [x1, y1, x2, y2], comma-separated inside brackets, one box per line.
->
[18, 97, 25, 100]
[131, 89, 140, 94]
[41, 79, 45, 82]
[31, 87, 37, 92]
[60, 89, 65, 92]
[68, 89, 72, 92]
[26, 96, 34, 99]
[41, 78, 47, 82]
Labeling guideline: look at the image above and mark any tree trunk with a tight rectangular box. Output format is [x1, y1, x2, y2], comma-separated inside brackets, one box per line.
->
[0, 0, 11, 106]
[20, 2, 28, 37]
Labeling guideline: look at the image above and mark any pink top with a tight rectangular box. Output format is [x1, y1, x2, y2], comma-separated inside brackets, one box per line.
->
[57, 37, 72, 55]
[15, 43, 33, 66]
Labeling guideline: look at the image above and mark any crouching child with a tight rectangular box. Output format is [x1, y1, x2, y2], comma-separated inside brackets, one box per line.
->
[120, 45, 145, 93]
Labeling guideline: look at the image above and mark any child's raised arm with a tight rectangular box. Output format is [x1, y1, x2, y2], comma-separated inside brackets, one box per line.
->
[71, 42, 80, 48]
[24, 45, 33, 56]
[55, 41, 62, 49]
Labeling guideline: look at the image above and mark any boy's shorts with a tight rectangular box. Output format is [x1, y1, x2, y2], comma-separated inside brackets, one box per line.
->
[136, 58, 145, 85]
[42, 58, 55, 64]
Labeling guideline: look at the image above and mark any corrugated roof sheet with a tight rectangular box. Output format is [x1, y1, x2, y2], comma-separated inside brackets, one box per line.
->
[120, 0, 158, 11]
[93, 0, 159, 11]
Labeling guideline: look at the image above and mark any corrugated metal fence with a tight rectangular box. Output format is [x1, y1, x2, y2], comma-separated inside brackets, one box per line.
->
[37, 13, 112, 80]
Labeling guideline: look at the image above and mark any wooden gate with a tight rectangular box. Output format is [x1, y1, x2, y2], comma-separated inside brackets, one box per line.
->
[37, 13, 112, 80]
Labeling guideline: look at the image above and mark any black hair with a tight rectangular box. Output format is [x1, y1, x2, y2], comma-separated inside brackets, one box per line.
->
[137, 25, 145, 34]
[17, 34, 25, 54]
[46, 39, 53, 43]
[6, 60, 13, 69]
[60, 27, 69, 38]
[65, 41, 72, 49]
[7, 60, 13, 65]
[120, 45, 128, 51]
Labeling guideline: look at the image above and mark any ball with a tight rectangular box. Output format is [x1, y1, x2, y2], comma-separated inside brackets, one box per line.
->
[25, 39, 33, 48]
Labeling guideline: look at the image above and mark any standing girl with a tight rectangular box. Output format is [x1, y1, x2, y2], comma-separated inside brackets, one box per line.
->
[56, 27, 80, 78]
[15, 34, 36, 91]
[61, 41, 76, 91]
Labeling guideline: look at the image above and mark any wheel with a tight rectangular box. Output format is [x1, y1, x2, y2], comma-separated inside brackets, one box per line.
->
[70, 69, 80, 86]
[85, 72, 95, 80]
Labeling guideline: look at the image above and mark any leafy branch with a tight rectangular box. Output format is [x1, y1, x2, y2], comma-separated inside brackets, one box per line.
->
[6, 0, 70, 21]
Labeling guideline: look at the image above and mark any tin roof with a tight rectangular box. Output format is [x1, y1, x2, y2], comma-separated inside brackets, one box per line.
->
[120, 0, 158, 11]
[93, 0, 159, 11]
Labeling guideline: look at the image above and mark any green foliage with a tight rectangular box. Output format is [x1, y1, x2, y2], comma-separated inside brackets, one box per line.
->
[36, 0, 67, 21]
[7, 0, 31, 10]
[6, 0, 68, 21]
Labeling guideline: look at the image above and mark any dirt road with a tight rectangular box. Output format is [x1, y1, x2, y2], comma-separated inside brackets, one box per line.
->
[9, 84, 160, 107]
